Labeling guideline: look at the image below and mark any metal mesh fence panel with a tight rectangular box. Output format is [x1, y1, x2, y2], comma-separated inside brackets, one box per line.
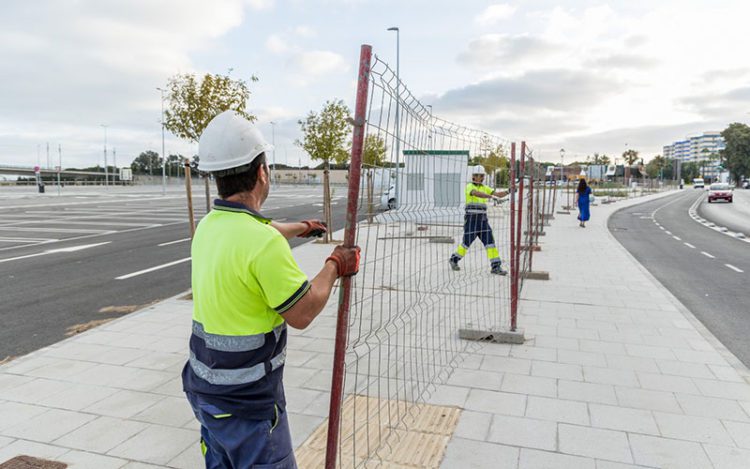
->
[322, 46, 525, 468]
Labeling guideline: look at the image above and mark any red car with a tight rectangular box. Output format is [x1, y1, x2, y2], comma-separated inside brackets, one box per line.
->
[707, 183, 733, 203]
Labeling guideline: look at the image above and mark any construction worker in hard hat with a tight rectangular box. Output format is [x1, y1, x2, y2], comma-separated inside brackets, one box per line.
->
[449, 164, 509, 275]
[182, 110, 361, 469]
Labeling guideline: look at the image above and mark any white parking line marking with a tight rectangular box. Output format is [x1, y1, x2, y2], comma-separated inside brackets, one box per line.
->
[0, 227, 110, 234]
[725, 264, 744, 273]
[701, 251, 715, 258]
[673, 236, 681, 241]
[0, 242, 111, 264]
[158, 238, 190, 247]
[665, 231, 672, 235]
[116, 257, 191, 280]
[684, 243, 695, 248]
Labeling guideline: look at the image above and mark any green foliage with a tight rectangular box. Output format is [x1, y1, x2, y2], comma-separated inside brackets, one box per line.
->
[164, 154, 187, 177]
[482, 145, 508, 175]
[622, 149, 639, 166]
[588, 153, 611, 165]
[363, 134, 387, 167]
[645, 155, 667, 179]
[681, 162, 700, 182]
[163, 72, 258, 143]
[130, 151, 162, 175]
[296, 99, 352, 165]
[720, 123, 750, 184]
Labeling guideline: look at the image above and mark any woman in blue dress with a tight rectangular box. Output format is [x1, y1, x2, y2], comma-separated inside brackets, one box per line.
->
[575, 178, 592, 227]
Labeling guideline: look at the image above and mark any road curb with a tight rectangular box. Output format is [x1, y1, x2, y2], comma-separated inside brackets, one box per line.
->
[607, 192, 750, 381]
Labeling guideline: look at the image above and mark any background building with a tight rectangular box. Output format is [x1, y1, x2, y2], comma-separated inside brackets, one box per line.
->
[663, 132, 725, 181]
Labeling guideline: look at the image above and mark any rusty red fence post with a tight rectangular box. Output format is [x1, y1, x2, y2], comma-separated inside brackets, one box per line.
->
[534, 160, 542, 247]
[513, 143, 525, 331]
[526, 156, 535, 272]
[509, 142, 517, 331]
[325, 44, 371, 469]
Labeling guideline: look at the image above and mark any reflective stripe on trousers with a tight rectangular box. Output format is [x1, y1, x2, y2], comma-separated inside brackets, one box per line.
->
[189, 347, 287, 386]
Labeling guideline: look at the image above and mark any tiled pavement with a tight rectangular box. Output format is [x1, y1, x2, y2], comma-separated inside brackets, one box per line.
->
[1, 190, 750, 468]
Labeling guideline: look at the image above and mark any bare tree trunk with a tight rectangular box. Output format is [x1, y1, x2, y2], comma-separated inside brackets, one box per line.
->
[323, 161, 333, 243]
[204, 173, 211, 213]
[367, 169, 374, 224]
[184, 162, 195, 237]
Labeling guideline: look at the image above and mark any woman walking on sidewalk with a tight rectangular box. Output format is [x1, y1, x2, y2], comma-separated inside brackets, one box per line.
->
[575, 178, 592, 227]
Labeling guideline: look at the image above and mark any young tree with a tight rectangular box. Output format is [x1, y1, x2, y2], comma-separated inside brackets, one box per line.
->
[645, 155, 666, 179]
[362, 134, 387, 168]
[588, 153, 611, 166]
[682, 162, 700, 182]
[296, 100, 352, 165]
[131, 151, 162, 175]
[296, 99, 352, 242]
[162, 71, 256, 215]
[622, 149, 640, 166]
[163, 72, 258, 143]
[720, 123, 750, 184]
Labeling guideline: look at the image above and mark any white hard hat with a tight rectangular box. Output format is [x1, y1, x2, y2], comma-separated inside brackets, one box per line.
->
[198, 110, 273, 174]
[471, 165, 487, 176]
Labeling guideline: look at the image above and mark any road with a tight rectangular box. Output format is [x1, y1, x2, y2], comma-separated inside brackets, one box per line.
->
[695, 185, 750, 236]
[609, 190, 750, 367]
[0, 185, 350, 360]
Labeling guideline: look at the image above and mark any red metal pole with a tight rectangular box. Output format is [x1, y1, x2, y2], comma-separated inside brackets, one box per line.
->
[509, 143, 517, 331]
[325, 44, 371, 469]
[513, 143, 525, 330]
[528, 157, 535, 272]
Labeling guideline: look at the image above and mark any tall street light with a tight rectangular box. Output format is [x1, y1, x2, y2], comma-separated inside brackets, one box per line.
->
[387, 26, 400, 209]
[156, 87, 167, 195]
[100, 124, 108, 186]
[426, 104, 433, 149]
[559, 148, 565, 184]
[270, 121, 277, 186]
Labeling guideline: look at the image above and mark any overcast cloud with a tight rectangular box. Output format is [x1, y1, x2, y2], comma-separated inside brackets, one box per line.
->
[1, 0, 750, 169]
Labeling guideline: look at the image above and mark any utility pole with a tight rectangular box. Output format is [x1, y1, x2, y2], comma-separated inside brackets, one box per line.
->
[46, 142, 50, 170]
[113, 148, 117, 184]
[388, 26, 400, 209]
[559, 148, 565, 185]
[57, 144, 62, 196]
[156, 87, 167, 195]
[270, 121, 277, 186]
[101, 124, 108, 186]
[426, 104, 433, 150]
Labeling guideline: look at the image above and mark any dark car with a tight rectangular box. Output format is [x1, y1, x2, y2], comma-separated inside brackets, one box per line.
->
[707, 183, 733, 203]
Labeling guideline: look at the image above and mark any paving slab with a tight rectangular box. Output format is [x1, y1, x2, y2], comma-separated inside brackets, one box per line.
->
[0, 190, 749, 468]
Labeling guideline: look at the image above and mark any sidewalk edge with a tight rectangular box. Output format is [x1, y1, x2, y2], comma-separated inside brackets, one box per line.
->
[605, 193, 750, 380]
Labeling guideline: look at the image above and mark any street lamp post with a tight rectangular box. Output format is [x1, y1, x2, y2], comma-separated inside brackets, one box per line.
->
[426, 104, 433, 149]
[270, 121, 277, 186]
[156, 87, 167, 195]
[101, 124, 108, 186]
[387, 26, 400, 209]
[559, 148, 565, 185]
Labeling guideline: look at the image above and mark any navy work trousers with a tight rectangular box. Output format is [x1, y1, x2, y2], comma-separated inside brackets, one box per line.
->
[187, 392, 297, 469]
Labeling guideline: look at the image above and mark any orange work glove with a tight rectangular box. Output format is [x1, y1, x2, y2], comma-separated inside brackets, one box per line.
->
[326, 245, 361, 277]
[299, 220, 328, 238]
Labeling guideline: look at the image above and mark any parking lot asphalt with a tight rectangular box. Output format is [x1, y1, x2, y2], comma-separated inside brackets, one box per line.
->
[0, 184, 349, 360]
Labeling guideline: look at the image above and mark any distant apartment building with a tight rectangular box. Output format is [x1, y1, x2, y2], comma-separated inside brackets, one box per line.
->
[662, 132, 725, 180]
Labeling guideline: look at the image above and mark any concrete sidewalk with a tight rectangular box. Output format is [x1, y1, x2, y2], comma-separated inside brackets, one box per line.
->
[1, 190, 749, 468]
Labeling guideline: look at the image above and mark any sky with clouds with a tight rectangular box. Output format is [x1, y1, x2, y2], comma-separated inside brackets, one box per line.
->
[1, 0, 749, 170]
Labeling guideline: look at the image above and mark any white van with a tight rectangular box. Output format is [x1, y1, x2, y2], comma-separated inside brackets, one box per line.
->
[692, 178, 704, 189]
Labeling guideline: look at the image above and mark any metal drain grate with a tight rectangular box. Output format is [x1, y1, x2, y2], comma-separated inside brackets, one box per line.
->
[0, 456, 67, 469]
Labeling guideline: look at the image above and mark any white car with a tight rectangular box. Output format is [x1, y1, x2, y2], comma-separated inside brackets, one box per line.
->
[693, 178, 704, 189]
[380, 185, 396, 210]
